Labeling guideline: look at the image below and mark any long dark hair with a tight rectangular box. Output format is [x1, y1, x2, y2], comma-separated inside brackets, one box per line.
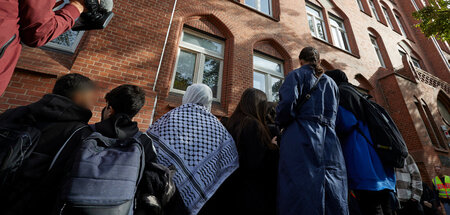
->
[299, 47, 324, 77]
[227, 88, 271, 145]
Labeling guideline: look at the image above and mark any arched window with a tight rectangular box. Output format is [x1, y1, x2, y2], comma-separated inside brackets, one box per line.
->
[306, 2, 328, 42]
[169, 15, 233, 102]
[370, 35, 385, 68]
[398, 40, 425, 70]
[368, 28, 392, 69]
[329, 14, 350, 52]
[415, 98, 448, 149]
[304, 0, 359, 55]
[369, 0, 381, 21]
[253, 53, 284, 101]
[252, 39, 290, 101]
[171, 29, 224, 100]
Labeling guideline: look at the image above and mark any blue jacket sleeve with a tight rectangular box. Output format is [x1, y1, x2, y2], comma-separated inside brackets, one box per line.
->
[276, 70, 302, 127]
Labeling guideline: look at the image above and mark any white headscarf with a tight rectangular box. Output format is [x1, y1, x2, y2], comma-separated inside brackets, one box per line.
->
[182, 84, 213, 111]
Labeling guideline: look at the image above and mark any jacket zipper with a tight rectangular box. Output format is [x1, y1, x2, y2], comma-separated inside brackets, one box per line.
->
[0, 34, 16, 59]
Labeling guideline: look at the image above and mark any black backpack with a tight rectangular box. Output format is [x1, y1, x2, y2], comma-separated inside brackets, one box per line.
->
[341, 85, 408, 168]
[0, 114, 41, 191]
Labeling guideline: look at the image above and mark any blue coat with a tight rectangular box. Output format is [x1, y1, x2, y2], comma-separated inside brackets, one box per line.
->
[335, 106, 396, 191]
[276, 65, 348, 215]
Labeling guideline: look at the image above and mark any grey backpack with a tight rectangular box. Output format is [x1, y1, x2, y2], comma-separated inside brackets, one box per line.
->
[59, 132, 145, 215]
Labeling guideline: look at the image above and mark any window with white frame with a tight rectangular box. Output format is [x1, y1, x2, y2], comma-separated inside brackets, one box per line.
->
[382, 6, 395, 30]
[245, 0, 272, 16]
[369, 0, 380, 21]
[357, 0, 364, 11]
[394, 14, 407, 36]
[411, 57, 421, 69]
[44, 0, 84, 53]
[172, 30, 224, 100]
[306, 4, 327, 41]
[370, 35, 386, 68]
[253, 54, 284, 102]
[329, 16, 350, 52]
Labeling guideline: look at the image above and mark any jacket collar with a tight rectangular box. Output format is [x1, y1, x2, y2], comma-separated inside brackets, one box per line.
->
[93, 114, 139, 140]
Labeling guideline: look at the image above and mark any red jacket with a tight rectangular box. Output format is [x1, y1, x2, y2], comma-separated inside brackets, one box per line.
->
[0, 0, 80, 95]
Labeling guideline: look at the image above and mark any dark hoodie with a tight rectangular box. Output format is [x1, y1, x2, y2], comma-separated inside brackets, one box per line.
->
[91, 113, 139, 140]
[0, 94, 92, 215]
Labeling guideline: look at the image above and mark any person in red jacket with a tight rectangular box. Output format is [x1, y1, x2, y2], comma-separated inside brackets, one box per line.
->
[0, 0, 86, 96]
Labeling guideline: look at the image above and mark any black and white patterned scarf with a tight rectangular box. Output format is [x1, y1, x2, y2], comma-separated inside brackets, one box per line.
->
[147, 103, 239, 214]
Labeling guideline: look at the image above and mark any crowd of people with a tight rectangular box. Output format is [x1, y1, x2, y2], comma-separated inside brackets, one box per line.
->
[0, 46, 449, 215]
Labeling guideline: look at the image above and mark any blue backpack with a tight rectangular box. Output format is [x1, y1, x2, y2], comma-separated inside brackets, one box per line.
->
[59, 131, 145, 215]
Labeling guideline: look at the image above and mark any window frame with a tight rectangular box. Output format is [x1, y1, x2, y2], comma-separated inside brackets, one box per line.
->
[381, 6, 395, 30]
[245, 0, 273, 16]
[43, 0, 84, 53]
[252, 53, 284, 102]
[306, 3, 328, 42]
[369, 0, 381, 21]
[370, 34, 386, 68]
[170, 29, 225, 102]
[411, 57, 421, 69]
[329, 15, 351, 52]
[356, 0, 364, 11]
[394, 14, 407, 36]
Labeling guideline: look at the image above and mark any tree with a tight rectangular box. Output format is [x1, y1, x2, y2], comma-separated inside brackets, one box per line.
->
[413, 0, 450, 42]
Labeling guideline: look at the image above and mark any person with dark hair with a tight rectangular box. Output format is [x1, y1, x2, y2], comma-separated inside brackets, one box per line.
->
[326, 69, 396, 215]
[277, 47, 348, 215]
[227, 88, 279, 215]
[0, 73, 96, 214]
[199, 88, 279, 215]
[91, 84, 146, 138]
[0, 0, 92, 96]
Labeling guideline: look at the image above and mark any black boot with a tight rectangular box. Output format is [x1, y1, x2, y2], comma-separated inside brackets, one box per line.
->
[72, 0, 114, 31]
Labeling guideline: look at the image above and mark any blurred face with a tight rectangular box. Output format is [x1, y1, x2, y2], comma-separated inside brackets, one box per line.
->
[72, 89, 97, 110]
[435, 166, 442, 175]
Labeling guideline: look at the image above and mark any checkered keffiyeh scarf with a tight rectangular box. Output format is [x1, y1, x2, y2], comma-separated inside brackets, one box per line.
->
[147, 103, 239, 215]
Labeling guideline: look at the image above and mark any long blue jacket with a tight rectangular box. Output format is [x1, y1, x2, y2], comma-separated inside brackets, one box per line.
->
[276, 65, 348, 215]
[336, 106, 396, 191]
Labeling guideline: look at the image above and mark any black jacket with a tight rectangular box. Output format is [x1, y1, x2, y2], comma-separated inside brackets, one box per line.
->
[199, 117, 279, 215]
[0, 94, 93, 215]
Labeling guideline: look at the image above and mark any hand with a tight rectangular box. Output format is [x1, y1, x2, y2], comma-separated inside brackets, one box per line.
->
[70, 0, 85, 13]
[70, 0, 100, 13]
[271, 137, 278, 145]
[423, 201, 433, 208]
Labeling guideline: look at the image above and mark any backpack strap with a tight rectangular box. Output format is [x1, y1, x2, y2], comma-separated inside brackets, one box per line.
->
[295, 75, 323, 113]
[353, 124, 392, 151]
[48, 125, 89, 171]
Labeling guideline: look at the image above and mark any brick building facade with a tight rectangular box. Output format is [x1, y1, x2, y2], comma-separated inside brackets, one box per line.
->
[0, 0, 449, 184]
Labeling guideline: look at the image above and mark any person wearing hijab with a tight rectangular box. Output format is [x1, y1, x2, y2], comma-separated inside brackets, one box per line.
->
[147, 84, 239, 215]
[276, 47, 348, 215]
[326, 69, 396, 215]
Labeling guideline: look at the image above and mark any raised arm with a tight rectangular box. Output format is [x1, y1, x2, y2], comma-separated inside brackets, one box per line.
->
[18, 0, 85, 47]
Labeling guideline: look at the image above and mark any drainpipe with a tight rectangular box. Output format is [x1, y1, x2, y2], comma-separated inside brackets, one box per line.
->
[150, 0, 178, 124]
